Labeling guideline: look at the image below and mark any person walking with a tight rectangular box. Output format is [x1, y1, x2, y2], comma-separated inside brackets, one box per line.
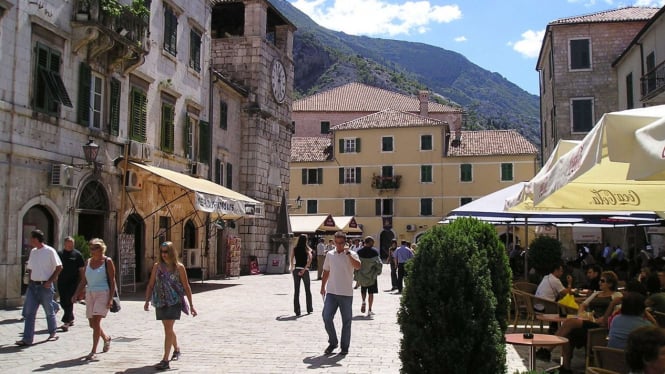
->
[72, 238, 115, 360]
[316, 238, 326, 280]
[57, 236, 85, 331]
[320, 231, 361, 355]
[16, 229, 62, 346]
[388, 239, 398, 290]
[393, 240, 414, 294]
[144, 241, 197, 371]
[290, 234, 313, 316]
[355, 236, 382, 315]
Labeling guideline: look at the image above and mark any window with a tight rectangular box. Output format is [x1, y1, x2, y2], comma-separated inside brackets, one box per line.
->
[163, 5, 178, 56]
[189, 29, 201, 72]
[420, 198, 433, 216]
[339, 167, 361, 184]
[109, 78, 120, 136]
[460, 197, 472, 206]
[339, 138, 360, 153]
[34, 42, 72, 114]
[184, 115, 195, 159]
[160, 102, 175, 153]
[571, 98, 593, 133]
[382, 136, 393, 152]
[646, 52, 656, 93]
[320, 121, 330, 134]
[344, 199, 355, 216]
[375, 199, 393, 216]
[198, 121, 210, 163]
[421, 134, 433, 150]
[158, 216, 171, 243]
[306, 200, 318, 214]
[460, 164, 472, 182]
[501, 163, 513, 181]
[215, 158, 224, 185]
[382, 165, 393, 178]
[302, 168, 323, 184]
[626, 73, 634, 109]
[219, 100, 228, 130]
[129, 87, 148, 142]
[76, 63, 103, 129]
[570, 38, 590, 70]
[421, 165, 433, 183]
[226, 162, 233, 189]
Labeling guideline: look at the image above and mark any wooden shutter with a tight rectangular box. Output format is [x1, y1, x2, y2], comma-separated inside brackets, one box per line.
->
[375, 199, 381, 216]
[130, 88, 147, 142]
[109, 78, 120, 136]
[317, 168, 323, 184]
[226, 163, 233, 189]
[356, 167, 361, 183]
[77, 63, 91, 126]
[338, 139, 344, 154]
[356, 138, 361, 152]
[302, 169, 307, 185]
[339, 168, 344, 184]
[215, 158, 223, 185]
[198, 121, 210, 163]
[183, 116, 191, 157]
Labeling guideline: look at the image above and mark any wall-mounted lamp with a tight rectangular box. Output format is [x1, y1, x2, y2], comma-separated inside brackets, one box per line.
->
[80, 138, 102, 177]
[295, 195, 302, 209]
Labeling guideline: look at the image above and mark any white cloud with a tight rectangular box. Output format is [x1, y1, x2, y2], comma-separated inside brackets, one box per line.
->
[511, 29, 545, 58]
[291, 0, 462, 36]
[454, 36, 467, 42]
[633, 0, 665, 6]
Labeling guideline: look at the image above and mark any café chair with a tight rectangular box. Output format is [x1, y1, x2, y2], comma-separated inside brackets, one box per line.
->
[585, 327, 609, 368]
[585, 367, 620, 374]
[511, 289, 535, 331]
[512, 281, 538, 294]
[592, 346, 627, 373]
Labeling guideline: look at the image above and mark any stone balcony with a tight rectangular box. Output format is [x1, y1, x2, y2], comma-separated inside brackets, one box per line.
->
[71, 0, 150, 74]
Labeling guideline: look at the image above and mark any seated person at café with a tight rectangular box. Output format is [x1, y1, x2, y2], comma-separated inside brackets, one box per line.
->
[646, 270, 665, 313]
[584, 264, 602, 292]
[625, 325, 665, 374]
[534, 262, 574, 311]
[536, 271, 622, 373]
[607, 292, 654, 349]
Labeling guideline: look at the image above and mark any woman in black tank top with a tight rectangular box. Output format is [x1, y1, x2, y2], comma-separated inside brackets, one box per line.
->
[290, 234, 313, 316]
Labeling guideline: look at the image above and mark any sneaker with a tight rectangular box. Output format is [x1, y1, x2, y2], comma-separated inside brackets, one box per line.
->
[339, 350, 349, 355]
[535, 348, 551, 361]
[155, 360, 170, 370]
[324, 344, 337, 354]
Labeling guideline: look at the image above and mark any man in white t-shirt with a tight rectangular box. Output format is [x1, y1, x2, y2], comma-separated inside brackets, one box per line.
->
[16, 229, 62, 346]
[320, 231, 361, 355]
[535, 263, 573, 311]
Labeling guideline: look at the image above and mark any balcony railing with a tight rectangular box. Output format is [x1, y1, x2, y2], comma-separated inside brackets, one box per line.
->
[372, 175, 402, 190]
[641, 60, 665, 99]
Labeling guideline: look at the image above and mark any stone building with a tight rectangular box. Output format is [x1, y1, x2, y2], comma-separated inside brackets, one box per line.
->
[0, 0, 294, 307]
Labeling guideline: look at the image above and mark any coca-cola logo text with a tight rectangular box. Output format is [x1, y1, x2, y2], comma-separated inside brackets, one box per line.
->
[590, 189, 640, 206]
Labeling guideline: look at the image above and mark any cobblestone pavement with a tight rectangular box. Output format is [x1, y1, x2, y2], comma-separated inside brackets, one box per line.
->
[1, 265, 571, 373]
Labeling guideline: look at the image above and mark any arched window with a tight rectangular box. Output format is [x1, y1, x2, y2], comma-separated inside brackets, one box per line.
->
[184, 220, 196, 248]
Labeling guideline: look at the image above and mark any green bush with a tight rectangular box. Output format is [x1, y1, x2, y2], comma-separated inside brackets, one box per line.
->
[74, 235, 90, 259]
[398, 218, 508, 373]
[527, 236, 563, 281]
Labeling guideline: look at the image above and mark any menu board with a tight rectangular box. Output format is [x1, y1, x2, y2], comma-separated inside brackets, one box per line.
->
[118, 233, 136, 293]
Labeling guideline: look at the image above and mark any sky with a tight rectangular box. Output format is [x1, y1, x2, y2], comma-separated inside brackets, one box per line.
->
[288, 0, 665, 95]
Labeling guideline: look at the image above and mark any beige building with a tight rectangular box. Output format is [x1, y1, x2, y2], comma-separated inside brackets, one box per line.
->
[0, 0, 294, 307]
[615, 6, 665, 109]
[536, 7, 657, 161]
[290, 108, 538, 255]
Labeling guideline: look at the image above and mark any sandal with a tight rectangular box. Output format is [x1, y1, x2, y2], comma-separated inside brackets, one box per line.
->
[103, 336, 111, 352]
[84, 353, 97, 361]
[171, 349, 181, 361]
[360, 302, 366, 313]
[155, 360, 170, 370]
[15, 340, 31, 346]
[47, 333, 58, 341]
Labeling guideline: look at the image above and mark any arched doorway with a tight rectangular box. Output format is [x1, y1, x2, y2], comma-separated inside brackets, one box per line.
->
[379, 229, 395, 261]
[21, 205, 55, 294]
[77, 181, 109, 243]
[124, 214, 145, 282]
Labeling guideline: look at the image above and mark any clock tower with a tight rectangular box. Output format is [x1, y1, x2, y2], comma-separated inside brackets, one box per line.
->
[211, 0, 295, 272]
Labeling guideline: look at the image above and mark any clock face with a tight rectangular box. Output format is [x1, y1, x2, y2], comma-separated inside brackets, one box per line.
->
[271, 59, 286, 104]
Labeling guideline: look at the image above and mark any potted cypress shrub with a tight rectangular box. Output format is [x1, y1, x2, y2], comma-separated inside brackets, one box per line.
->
[526, 235, 564, 283]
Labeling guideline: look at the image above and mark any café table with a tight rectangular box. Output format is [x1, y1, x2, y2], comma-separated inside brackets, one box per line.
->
[536, 313, 593, 327]
[505, 333, 568, 371]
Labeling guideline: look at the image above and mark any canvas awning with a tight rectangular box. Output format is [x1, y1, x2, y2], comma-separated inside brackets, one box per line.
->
[130, 162, 264, 220]
[290, 214, 340, 233]
[334, 216, 363, 233]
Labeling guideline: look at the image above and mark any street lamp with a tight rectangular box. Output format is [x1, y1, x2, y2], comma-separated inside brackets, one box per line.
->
[81, 138, 102, 177]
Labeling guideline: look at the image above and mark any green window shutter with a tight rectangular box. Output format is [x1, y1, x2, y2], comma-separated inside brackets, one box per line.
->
[160, 103, 174, 152]
[356, 167, 361, 183]
[109, 78, 121, 136]
[189, 30, 201, 72]
[375, 199, 381, 216]
[77, 63, 91, 126]
[317, 168, 323, 184]
[339, 139, 344, 154]
[356, 138, 361, 152]
[198, 121, 210, 163]
[226, 163, 233, 189]
[130, 88, 147, 142]
[339, 168, 344, 184]
[183, 116, 191, 157]
[302, 169, 307, 185]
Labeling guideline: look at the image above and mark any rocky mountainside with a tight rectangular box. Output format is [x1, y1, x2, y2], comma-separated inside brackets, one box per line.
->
[270, 0, 541, 147]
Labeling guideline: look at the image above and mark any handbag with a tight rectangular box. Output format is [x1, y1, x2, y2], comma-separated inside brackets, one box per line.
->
[104, 256, 121, 313]
[558, 293, 579, 310]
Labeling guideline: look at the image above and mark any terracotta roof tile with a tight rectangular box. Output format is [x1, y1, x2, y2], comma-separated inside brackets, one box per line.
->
[447, 130, 538, 157]
[293, 82, 461, 113]
[550, 6, 658, 25]
[331, 109, 446, 131]
[291, 137, 332, 162]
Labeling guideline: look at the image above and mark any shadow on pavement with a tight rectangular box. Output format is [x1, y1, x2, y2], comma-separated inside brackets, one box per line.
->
[33, 356, 93, 371]
[0, 317, 23, 325]
[115, 365, 161, 373]
[303, 354, 344, 369]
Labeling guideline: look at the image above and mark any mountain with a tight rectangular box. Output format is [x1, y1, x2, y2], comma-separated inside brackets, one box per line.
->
[270, 0, 541, 147]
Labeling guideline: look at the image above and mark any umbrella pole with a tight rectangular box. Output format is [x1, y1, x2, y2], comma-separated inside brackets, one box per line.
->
[524, 218, 529, 281]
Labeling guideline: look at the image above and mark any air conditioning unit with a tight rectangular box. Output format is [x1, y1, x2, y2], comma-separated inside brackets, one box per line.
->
[127, 140, 143, 160]
[142, 143, 152, 161]
[190, 161, 205, 178]
[183, 248, 201, 268]
[124, 170, 142, 191]
[51, 164, 75, 188]
[406, 224, 417, 232]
